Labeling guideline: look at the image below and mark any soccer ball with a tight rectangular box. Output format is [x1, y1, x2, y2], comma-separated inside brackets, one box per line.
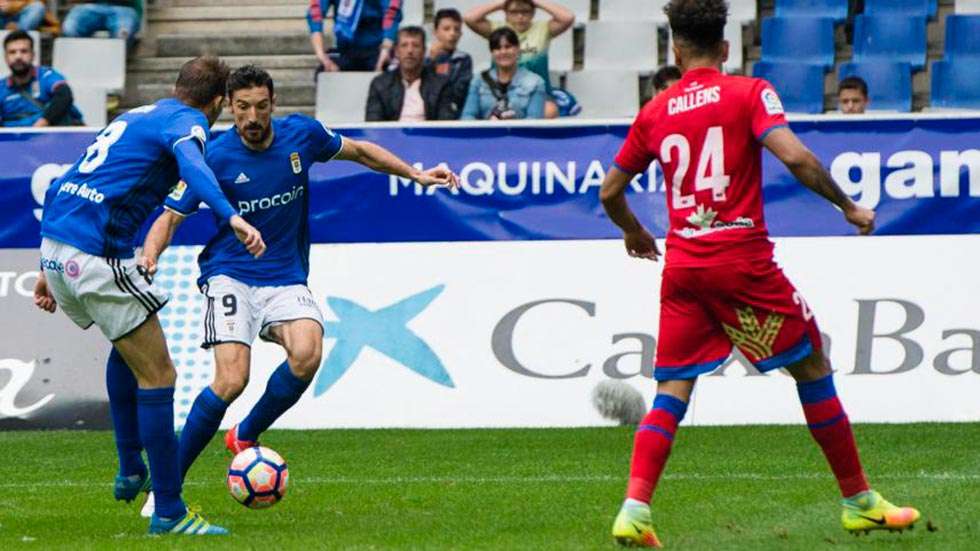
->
[227, 446, 289, 509]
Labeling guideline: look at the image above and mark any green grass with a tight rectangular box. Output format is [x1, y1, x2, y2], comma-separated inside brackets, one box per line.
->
[1, 424, 978, 550]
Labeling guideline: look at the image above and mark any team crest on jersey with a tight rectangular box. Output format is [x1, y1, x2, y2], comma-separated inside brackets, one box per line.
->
[722, 306, 785, 361]
[290, 152, 302, 174]
[761, 89, 784, 115]
[169, 181, 187, 201]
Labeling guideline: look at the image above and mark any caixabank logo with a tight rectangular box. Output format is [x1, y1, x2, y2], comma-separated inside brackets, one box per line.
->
[314, 285, 455, 396]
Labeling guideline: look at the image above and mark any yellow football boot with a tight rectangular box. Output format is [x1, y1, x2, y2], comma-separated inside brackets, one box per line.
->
[842, 490, 920, 535]
[612, 502, 663, 548]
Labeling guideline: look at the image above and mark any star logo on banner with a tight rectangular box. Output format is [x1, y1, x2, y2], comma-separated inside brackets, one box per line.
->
[313, 285, 454, 396]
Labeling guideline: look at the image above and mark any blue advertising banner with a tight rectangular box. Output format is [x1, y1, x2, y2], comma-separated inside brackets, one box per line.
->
[1, 116, 978, 248]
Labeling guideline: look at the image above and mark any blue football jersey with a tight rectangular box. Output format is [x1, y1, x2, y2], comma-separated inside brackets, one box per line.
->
[165, 114, 344, 287]
[41, 98, 211, 258]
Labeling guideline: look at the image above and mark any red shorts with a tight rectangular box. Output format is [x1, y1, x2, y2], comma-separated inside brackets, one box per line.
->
[654, 258, 822, 381]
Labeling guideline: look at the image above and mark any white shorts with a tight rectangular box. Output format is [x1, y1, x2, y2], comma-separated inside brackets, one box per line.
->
[201, 275, 324, 348]
[40, 238, 170, 341]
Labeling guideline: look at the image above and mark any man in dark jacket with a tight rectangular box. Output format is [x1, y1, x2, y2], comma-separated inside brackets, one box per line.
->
[366, 27, 456, 122]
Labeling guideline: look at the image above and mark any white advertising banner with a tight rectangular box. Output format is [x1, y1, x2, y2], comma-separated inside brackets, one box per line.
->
[159, 235, 980, 429]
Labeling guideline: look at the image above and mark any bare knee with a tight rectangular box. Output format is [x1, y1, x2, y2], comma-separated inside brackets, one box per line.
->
[287, 344, 322, 382]
[787, 349, 832, 383]
[212, 368, 249, 402]
[655, 378, 696, 403]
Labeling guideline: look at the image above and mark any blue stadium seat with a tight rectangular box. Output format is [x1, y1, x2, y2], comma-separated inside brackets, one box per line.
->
[853, 15, 927, 71]
[752, 61, 826, 114]
[774, 0, 848, 23]
[864, 0, 935, 19]
[931, 60, 980, 109]
[838, 61, 913, 112]
[944, 15, 980, 59]
[760, 16, 836, 69]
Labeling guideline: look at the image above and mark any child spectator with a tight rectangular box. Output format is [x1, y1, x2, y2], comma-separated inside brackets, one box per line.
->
[426, 8, 472, 117]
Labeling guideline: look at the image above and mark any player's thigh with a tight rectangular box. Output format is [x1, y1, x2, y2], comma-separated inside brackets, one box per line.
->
[202, 276, 260, 349]
[112, 314, 175, 388]
[654, 267, 733, 381]
[260, 286, 324, 376]
[705, 259, 822, 373]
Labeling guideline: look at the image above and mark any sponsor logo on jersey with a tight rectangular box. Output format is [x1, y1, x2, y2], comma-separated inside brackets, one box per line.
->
[234, 172, 251, 184]
[39, 257, 64, 273]
[668, 85, 721, 115]
[761, 88, 784, 115]
[169, 180, 187, 201]
[237, 185, 305, 214]
[56, 181, 105, 204]
[290, 152, 302, 175]
[65, 260, 80, 279]
[676, 204, 755, 238]
[722, 306, 785, 361]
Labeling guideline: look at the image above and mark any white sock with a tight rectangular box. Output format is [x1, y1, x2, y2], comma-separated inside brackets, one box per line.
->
[624, 498, 648, 509]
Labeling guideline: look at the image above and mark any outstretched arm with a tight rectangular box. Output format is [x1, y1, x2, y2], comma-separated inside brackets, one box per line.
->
[140, 209, 187, 277]
[600, 166, 660, 260]
[762, 127, 875, 235]
[334, 138, 459, 188]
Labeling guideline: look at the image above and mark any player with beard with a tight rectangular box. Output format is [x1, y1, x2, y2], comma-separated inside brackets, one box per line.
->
[0, 30, 83, 126]
[602, 0, 920, 547]
[138, 65, 458, 513]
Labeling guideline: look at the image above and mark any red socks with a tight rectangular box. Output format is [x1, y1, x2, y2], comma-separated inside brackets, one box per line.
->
[626, 394, 688, 503]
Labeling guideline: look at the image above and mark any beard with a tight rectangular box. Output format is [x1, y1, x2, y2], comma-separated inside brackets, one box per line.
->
[9, 61, 30, 77]
[241, 123, 271, 145]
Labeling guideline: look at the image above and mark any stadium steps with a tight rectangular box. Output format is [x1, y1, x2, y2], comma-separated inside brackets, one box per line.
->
[128, 55, 319, 84]
[146, 5, 308, 34]
[124, 81, 314, 108]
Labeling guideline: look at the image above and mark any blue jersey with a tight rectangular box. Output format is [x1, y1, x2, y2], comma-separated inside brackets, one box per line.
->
[165, 114, 344, 288]
[41, 98, 219, 259]
[0, 66, 83, 127]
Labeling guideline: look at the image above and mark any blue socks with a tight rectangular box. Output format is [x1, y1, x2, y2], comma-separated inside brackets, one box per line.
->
[238, 361, 310, 442]
[105, 348, 145, 478]
[178, 387, 228, 478]
[137, 387, 186, 519]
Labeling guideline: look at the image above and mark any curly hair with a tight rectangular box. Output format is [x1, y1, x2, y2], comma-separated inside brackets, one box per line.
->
[664, 0, 729, 55]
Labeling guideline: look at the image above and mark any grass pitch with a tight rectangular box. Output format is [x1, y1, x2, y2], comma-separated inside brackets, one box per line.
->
[1, 424, 978, 550]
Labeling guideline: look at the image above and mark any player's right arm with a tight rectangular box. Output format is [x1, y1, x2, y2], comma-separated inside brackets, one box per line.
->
[762, 128, 875, 235]
[334, 137, 459, 188]
[140, 209, 186, 277]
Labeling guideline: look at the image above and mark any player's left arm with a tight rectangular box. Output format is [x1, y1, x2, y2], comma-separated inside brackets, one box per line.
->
[334, 138, 459, 189]
[762, 127, 875, 235]
[599, 167, 660, 261]
[140, 209, 187, 277]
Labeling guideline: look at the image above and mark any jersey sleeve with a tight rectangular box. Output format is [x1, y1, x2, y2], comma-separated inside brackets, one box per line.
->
[307, 117, 344, 162]
[750, 79, 790, 141]
[39, 67, 68, 95]
[613, 111, 655, 175]
[162, 108, 210, 154]
[163, 180, 201, 217]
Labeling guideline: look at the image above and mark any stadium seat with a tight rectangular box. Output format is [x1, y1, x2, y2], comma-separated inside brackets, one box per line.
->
[852, 15, 927, 71]
[402, 1, 424, 25]
[458, 28, 492, 72]
[564, 70, 639, 118]
[550, 27, 573, 72]
[931, 59, 980, 109]
[760, 16, 835, 69]
[0, 30, 40, 66]
[956, 0, 980, 14]
[599, 0, 669, 24]
[752, 61, 826, 114]
[667, 21, 745, 73]
[838, 61, 913, 112]
[316, 72, 377, 124]
[71, 87, 108, 128]
[774, 0, 848, 23]
[584, 21, 658, 71]
[864, 0, 933, 18]
[52, 38, 127, 93]
[729, 0, 758, 24]
[943, 15, 980, 59]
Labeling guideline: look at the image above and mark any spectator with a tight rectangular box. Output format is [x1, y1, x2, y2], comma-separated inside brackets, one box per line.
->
[62, 1, 142, 48]
[653, 65, 682, 94]
[838, 76, 869, 114]
[464, 0, 575, 118]
[365, 26, 456, 122]
[308, 0, 402, 73]
[0, 30, 83, 127]
[0, 1, 46, 31]
[427, 8, 472, 118]
[462, 27, 546, 120]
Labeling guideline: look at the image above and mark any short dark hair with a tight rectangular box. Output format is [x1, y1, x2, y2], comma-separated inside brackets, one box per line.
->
[665, 0, 729, 56]
[434, 8, 462, 28]
[654, 65, 683, 91]
[838, 76, 868, 98]
[3, 29, 33, 51]
[397, 26, 427, 47]
[227, 64, 274, 99]
[504, 0, 535, 11]
[488, 27, 520, 51]
[174, 56, 230, 107]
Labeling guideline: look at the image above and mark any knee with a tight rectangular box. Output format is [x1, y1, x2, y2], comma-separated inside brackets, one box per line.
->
[212, 369, 249, 402]
[288, 346, 322, 382]
[789, 349, 832, 382]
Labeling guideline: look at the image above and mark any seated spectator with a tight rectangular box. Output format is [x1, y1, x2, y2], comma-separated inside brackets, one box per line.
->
[0, 1, 46, 31]
[462, 27, 546, 120]
[366, 27, 456, 122]
[63, 1, 141, 48]
[427, 8, 472, 117]
[308, 0, 402, 73]
[653, 65, 682, 94]
[0, 30, 83, 127]
[464, 0, 575, 119]
[838, 76, 869, 114]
